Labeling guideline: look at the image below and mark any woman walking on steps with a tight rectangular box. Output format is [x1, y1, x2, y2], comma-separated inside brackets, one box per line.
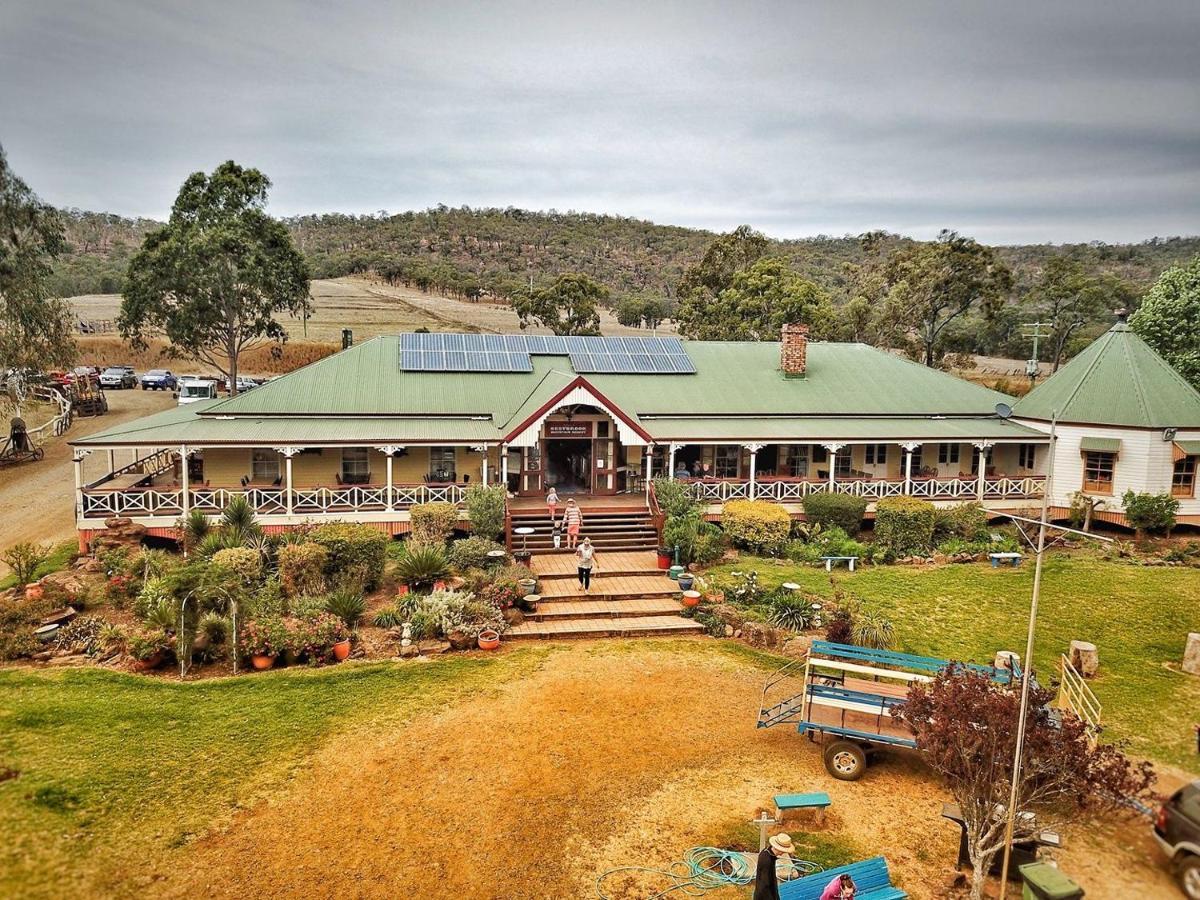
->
[575, 537, 596, 593]
[562, 498, 583, 549]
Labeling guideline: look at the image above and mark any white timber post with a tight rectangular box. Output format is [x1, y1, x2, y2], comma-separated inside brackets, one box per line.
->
[974, 441, 993, 499]
[179, 445, 191, 517]
[744, 443, 763, 501]
[377, 446, 402, 511]
[500, 444, 509, 489]
[668, 442, 678, 480]
[471, 445, 489, 485]
[902, 442, 919, 495]
[73, 448, 91, 519]
[644, 445, 652, 496]
[823, 443, 844, 489]
[274, 447, 300, 515]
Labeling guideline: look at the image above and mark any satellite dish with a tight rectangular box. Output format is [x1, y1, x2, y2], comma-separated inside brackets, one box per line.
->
[995, 402, 1013, 420]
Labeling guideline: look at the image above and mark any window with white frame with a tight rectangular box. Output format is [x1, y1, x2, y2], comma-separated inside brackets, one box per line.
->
[251, 449, 280, 483]
[429, 446, 457, 482]
[783, 444, 809, 477]
[341, 447, 369, 483]
[1018, 443, 1037, 469]
[834, 452, 852, 478]
[938, 443, 961, 466]
[715, 444, 741, 478]
[864, 444, 888, 466]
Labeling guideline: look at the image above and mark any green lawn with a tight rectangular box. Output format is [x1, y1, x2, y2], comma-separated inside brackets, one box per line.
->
[0, 650, 549, 897]
[708, 552, 1200, 771]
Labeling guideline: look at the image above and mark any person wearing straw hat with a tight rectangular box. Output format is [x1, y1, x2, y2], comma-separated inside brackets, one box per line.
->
[754, 832, 795, 900]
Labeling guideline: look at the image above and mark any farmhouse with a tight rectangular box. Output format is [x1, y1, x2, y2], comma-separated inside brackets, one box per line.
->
[69, 317, 1200, 548]
[1012, 311, 1200, 527]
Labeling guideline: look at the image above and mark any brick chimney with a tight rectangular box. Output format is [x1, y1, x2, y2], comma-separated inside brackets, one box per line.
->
[780, 323, 808, 377]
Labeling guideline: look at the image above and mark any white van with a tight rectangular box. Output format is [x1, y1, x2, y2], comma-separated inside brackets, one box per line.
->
[176, 378, 219, 405]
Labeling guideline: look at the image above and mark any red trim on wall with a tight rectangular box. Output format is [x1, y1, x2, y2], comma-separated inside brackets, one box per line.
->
[503, 376, 652, 444]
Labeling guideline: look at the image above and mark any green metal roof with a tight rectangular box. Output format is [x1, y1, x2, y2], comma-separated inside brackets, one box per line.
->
[1176, 440, 1200, 456]
[1012, 322, 1200, 428]
[1079, 436, 1122, 453]
[74, 335, 1025, 447]
[640, 416, 1045, 441]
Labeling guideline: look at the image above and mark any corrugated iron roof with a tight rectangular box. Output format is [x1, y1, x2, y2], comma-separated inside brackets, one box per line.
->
[1012, 322, 1200, 428]
[639, 416, 1046, 441]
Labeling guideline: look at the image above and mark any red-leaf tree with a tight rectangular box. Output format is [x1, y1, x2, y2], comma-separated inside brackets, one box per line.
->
[892, 666, 1155, 900]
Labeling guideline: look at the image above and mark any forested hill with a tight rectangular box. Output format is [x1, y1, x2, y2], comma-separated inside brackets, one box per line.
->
[50, 206, 1200, 305]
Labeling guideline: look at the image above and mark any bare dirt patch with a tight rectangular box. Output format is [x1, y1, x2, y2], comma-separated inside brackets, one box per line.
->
[153, 643, 1171, 899]
[0, 388, 174, 565]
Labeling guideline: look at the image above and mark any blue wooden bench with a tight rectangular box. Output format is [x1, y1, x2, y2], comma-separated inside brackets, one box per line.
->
[988, 551, 1022, 567]
[774, 791, 831, 823]
[780, 856, 907, 900]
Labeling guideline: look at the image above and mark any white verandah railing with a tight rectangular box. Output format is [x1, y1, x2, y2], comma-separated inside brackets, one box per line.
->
[685, 475, 1046, 504]
[80, 483, 469, 520]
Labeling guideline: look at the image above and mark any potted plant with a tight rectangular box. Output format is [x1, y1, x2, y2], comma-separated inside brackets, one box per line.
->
[518, 575, 537, 595]
[242, 616, 284, 670]
[681, 590, 702, 608]
[396, 583, 410, 596]
[477, 628, 501, 651]
[128, 628, 171, 671]
[677, 571, 695, 591]
[656, 547, 673, 570]
[332, 634, 352, 661]
[513, 550, 532, 568]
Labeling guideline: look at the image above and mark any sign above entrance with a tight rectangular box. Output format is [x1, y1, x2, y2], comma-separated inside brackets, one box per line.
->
[546, 421, 593, 438]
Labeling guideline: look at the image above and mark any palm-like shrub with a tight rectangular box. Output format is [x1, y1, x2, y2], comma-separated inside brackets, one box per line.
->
[324, 587, 366, 631]
[177, 508, 211, 552]
[394, 543, 450, 591]
[372, 603, 405, 629]
[767, 594, 815, 631]
[852, 609, 895, 650]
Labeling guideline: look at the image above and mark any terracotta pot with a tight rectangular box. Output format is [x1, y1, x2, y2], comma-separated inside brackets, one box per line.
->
[251, 653, 276, 671]
[477, 629, 501, 651]
[706, 591, 725, 604]
[432, 580, 448, 592]
[24, 583, 44, 600]
[332, 639, 351, 662]
[681, 590, 702, 608]
[397, 584, 410, 596]
[135, 649, 166, 672]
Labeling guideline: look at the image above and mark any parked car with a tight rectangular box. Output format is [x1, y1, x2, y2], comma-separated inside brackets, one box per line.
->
[100, 366, 137, 389]
[1155, 780, 1200, 898]
[176, 378, 219, 405]
[140, 369, 177, 391]
[225, 375, 260, 393]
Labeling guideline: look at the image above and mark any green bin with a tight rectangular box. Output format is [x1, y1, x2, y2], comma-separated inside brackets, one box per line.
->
[1019, 862, 1083, 900]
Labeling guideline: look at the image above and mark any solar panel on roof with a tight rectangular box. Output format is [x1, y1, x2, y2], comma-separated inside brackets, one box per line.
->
[398, 332, 693, 373]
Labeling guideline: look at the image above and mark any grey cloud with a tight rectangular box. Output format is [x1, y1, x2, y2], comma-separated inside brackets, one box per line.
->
[0, 0, 1197, 243]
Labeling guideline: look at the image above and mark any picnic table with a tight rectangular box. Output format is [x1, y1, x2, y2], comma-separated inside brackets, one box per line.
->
[820, 555, 859, 572]
[988, 551, 1023, 567]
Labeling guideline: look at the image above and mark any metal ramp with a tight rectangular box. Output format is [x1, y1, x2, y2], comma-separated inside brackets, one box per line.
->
[756, 659, 808, 728]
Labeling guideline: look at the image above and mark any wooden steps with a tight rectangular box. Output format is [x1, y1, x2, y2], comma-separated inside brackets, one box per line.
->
[508, 507, 659, 554]
[504, 549, 702, 641]
[504, 615, 705, 640]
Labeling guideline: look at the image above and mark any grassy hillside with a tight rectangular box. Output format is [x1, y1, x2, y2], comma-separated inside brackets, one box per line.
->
[49, 206, 1200, 359]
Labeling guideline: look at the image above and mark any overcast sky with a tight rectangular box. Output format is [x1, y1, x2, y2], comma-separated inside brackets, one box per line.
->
[2, 0, 1198, 244]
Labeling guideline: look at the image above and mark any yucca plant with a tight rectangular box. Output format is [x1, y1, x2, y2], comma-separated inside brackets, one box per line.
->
[143, 598, 180, 634]
[195, 531, 230, 559]
[324, 587, 366, 631]
[852, 609, 896, 650]
[393, 543, 450, 591]
[372, 603, 405, 629]
[177, 508, 211, 553]
[767, 594, 814, 632]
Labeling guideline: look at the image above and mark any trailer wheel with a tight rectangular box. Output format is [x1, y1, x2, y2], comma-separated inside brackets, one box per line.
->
[824, 740, 867, 781]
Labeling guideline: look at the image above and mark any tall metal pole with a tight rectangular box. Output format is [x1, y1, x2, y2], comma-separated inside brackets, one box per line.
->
[997, 411, 1057, 896]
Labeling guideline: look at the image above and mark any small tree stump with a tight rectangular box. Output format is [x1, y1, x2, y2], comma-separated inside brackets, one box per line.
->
[1069, 640, 1099, 678]
[1183, 633, 1200, 676]
[994, 650, 1020, 672]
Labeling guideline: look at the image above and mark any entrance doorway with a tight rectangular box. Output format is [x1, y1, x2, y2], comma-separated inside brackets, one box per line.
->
[545, 439, 591, 493]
